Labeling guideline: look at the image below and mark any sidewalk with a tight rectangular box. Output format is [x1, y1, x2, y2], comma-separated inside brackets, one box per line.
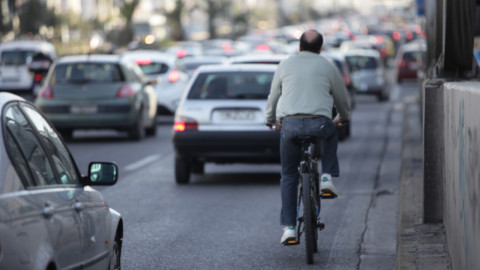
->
[395, 96, 452, 269]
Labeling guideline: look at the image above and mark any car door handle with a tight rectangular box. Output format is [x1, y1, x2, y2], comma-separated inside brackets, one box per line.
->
[43, 205, 54, 218]
[74, 201, 84, 211]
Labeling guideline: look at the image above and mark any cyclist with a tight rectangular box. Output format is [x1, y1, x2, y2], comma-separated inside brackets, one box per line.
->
[265, 29, 351, 244]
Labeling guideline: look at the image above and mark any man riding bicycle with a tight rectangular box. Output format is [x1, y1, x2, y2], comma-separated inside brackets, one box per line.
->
[265, 30, 351, 245]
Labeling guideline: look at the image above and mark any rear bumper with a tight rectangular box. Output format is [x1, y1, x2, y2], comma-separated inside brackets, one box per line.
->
[172, 130, 281, 163]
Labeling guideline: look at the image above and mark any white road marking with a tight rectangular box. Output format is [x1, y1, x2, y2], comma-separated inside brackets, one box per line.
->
[124, 154, 161, 172]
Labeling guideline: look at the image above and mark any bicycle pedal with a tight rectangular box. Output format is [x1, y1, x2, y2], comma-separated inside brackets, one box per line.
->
[320, 192, 337, 199]
[283, 239, 300, 246]
[318, 223, 325, 230]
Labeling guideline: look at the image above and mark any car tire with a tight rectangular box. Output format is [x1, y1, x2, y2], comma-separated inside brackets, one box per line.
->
[192, 161, 205, 174]
[145, 122, 157, 137]
[175, 156, 191, 184]
[109, 232, 122, 270]
[59, 129, 73, 140]
[128, 112, 145, 141]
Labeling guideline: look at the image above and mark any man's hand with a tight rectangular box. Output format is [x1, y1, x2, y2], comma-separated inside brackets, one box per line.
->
[266, 120, 282, 130]
[333, 114, 348, 128]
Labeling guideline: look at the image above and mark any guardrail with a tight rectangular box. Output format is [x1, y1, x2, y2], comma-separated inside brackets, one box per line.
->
[423, 80, 480, 270]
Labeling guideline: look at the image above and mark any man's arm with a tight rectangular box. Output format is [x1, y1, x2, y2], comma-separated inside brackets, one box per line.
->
[265, 66, 283, 125]
[330, 68, 351, 122]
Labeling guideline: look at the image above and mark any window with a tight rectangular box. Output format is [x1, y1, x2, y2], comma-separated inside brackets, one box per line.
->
[4, 104, 55, 186]
[22, 104, 79, 185]
[188, 72, 274, 100]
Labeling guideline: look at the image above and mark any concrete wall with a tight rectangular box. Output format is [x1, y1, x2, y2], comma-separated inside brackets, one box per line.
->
[441, 82, 480, 270]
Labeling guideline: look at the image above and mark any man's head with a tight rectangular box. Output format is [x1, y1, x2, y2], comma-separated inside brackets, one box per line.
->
[299, 30, 323, 54]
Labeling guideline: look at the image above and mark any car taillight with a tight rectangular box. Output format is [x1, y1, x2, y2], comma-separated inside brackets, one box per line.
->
[34, 73, 43, 82]
[176, 49, 187, 58]
[168, 70, 180, 82]
[116, 84, 135, 98]
[174, 119, 198, 131]
[39, 86, 54, 99]
[343, 74, 351, 87]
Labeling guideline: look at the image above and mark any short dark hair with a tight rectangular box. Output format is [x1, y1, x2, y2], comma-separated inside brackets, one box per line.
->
[299, 30, 323, 53]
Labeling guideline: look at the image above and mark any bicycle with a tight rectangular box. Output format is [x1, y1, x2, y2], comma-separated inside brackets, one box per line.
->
[283, 135, 335, 265]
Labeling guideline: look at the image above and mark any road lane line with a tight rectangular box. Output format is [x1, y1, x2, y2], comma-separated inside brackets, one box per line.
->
[124, 154, 161, 172]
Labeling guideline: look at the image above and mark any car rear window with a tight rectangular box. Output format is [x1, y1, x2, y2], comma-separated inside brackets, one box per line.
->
[345, 56, 378, 71]
[135, 61, 169, 75]
[403, 51, 426, 61]
[187, 72, 274, 100]
[1, 50, 37, 65]
[51, 62, 124, 84]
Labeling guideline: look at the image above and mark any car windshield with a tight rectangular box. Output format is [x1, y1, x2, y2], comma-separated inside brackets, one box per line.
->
[1, 50, 37, 65]
[187, 72, 274, 100]
[51, 62, 124, 84]
[345, 56, 378, 71]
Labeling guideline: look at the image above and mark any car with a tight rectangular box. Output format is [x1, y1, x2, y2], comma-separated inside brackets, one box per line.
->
[0, 40, 57, 93]
[322, 50, 356, 140]
[178, 55, 229, 77]
[0, 92, 122, 270]
[34, 54, 158, 140]
[228, 54, 290, 65]
[121, 50, 189, 115]
[343, 49, 390, 101]
[395, 40, 426, 83]
[172, 64, 280, 184]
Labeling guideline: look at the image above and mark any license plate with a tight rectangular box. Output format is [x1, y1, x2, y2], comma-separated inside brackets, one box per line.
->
[71, 105, 98, 114]
[213, 109, 257, 122]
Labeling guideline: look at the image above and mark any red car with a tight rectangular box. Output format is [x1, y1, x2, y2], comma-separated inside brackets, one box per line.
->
[395, 40, 426, 83]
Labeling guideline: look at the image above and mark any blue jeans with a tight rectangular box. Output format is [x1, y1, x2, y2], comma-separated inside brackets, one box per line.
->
[280, 117, 339, 226]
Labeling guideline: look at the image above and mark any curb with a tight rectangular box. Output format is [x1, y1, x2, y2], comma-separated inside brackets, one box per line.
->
[395, 95, 452, 269]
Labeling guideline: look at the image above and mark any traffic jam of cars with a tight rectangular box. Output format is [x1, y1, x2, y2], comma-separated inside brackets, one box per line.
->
[0, 17, 426, 269]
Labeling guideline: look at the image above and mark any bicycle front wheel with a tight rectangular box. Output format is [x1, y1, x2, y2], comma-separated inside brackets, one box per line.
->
[302, 172, 317, 264]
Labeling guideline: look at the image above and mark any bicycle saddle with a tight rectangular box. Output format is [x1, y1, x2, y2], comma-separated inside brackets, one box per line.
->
[293, 136, 317, 145]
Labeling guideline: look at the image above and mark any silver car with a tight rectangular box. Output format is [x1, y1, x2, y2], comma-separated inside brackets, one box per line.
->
[172, 64, 280, 184]
[0, 92, 122, 270]
[343, 49, 390, 101]
[121, 50, 189, 115]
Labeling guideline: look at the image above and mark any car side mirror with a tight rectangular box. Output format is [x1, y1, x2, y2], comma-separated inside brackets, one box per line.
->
[86, 162, 118, 185]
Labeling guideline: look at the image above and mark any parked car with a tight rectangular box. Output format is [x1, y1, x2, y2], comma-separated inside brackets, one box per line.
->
[0, 40, 56, 94]
[121, 50, 189, 115]
[343, 49, 390, 101]
[395, 40, 426, 83]
[34, 54, 157, 140]
[0, 92, 122, 270]
[172, 64, 280, 184]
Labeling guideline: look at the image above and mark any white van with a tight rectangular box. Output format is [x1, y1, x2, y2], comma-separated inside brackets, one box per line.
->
[0, 40, 56, 93]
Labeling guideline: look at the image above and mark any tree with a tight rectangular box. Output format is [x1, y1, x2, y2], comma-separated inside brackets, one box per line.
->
[166, 0, 185, 41]
[18, 0, 57, 36]
[204, 0, 229, 39]
[119, 0, 140, 45]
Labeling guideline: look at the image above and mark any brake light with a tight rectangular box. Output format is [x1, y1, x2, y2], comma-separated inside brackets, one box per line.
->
[34, 73, 43, 82]
[168, 70, 180, 82]
[174, 120, 198, 131]
[39, 86, 54, 99]
[176, 49, 187, 58]
[116, 84, 135, 98]
[393, 31, 401, 41]
[343, 74, 351, 87]
[135, 58, 152, 65]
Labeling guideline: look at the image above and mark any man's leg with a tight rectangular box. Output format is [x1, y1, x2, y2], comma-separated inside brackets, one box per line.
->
[279, 118, 302, 226]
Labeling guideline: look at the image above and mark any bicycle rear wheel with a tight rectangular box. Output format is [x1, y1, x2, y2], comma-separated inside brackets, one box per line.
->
[302, 172, 317, 264]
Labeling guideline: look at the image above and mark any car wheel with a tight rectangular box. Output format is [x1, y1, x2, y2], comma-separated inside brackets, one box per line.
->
[145, 121, 157, 137]
[59, 129, 73, 140]
[109, 233, 122, 270]
[192, 161, 205, 174]
[128, 112, 145, 141]
[175, 156, 191, 184]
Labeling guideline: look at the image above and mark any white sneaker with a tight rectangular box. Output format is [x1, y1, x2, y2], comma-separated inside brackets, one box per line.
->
[281, 226, 296, 244]
[320, 174, 338, 198]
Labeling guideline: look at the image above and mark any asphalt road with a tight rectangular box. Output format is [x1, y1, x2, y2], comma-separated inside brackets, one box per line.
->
[63, 80, 420, 269]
